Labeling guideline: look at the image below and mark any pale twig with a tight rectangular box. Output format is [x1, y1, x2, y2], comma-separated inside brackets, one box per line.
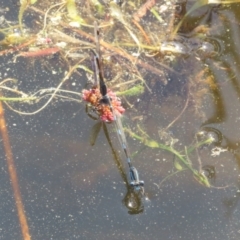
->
[4, 62, 82, 115]
[42, 2, 66, 34]
[0, 78, 18, 86]
[165, 91, 189, 131]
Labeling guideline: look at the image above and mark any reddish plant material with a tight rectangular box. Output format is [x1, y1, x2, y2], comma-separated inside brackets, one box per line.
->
[132, 19, 151, 44]
[17, 47, 60, 58]
[0, 37, 36, 56]
[82, 88, 125, 122]
[133, 0, 156, 22]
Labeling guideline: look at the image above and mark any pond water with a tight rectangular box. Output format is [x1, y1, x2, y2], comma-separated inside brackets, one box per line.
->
[0, 0, 240, 240]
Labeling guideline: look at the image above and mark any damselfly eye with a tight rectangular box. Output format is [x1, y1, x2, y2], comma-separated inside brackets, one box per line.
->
[99, 96, 111, 105]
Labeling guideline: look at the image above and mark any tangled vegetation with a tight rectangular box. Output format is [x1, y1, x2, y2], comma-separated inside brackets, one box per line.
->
[0, 0, 234, 189]
[1, 1, 239, 237]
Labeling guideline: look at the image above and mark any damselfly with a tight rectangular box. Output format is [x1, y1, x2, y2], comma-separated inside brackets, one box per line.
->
[84, 21, 144, 192]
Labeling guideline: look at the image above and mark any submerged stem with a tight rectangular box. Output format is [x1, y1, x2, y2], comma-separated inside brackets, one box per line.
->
[0, 101, 31, 240]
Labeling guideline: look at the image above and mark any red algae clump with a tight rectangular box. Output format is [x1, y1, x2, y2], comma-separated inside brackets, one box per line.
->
[82, 88, 125, 122]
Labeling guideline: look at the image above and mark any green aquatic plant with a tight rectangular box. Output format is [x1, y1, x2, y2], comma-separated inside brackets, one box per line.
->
[66, 0, 85, 25]
[0, 33, 29, 46]
[89, 0, 105, 16]
[116, 84, 144, 97]
[149, 7, 164, 23]
[125, 127, 215, 187]
[0, 96, 36, 101]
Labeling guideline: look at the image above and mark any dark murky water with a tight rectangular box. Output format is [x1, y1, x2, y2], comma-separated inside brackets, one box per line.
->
[0, 1, 240, 240]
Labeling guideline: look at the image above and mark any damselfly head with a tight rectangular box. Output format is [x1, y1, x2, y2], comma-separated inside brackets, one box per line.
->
[129, 166, 144, 191]
[99, 96, 111, 106]
[130, 181, 144, 187]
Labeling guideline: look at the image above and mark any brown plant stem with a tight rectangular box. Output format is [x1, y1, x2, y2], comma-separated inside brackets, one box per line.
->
[0, 101, 31, 240]
[0, 37, 36, 56]
[133, 0, 156, 22]
[132, 19, 151, 44]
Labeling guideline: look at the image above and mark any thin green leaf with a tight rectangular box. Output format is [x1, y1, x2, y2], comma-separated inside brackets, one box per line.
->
[19, 0, 30, 32]
[116, 85, 144, 97]
[174, 159, 184, 171]
[66, 0, 85, 24]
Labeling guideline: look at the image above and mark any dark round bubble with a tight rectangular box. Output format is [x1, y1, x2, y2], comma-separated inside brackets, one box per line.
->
[175, 4, 182, 14]
[122, 189, 144, 215]
[201, 165, 216, 181]
[196, 41, 215, 57]
[197, 127, 223, 145]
